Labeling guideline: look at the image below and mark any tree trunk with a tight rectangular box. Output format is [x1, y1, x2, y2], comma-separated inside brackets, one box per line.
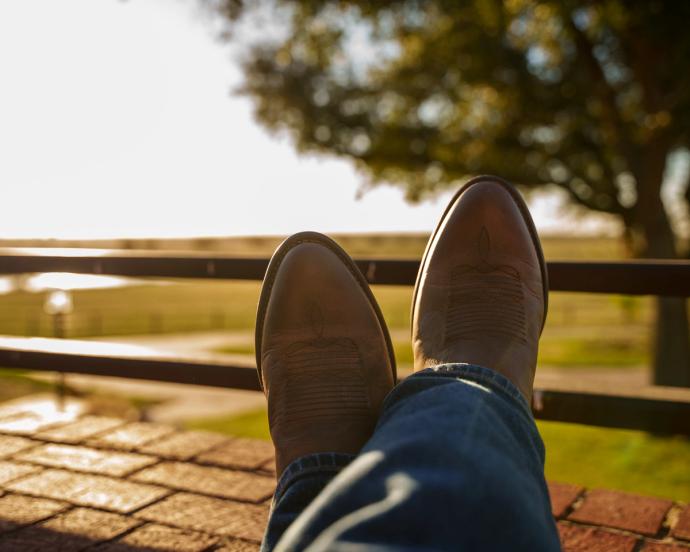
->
[636, 196, 690, 387]
[629, 139, 690, 387]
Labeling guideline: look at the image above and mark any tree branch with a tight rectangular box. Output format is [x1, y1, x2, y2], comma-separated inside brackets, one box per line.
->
[561, 9, 636, 165]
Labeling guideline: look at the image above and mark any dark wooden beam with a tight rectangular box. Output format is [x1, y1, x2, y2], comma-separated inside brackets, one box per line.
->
[1, 249, 689, 295]
[1, 336, 689, 435]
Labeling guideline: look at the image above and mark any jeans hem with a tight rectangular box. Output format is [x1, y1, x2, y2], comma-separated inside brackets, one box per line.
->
[274, 452, 355, 504]
[414, 363, 533, 419]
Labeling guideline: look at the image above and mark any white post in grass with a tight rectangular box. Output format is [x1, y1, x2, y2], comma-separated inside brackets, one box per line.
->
[44, 290, 73, 411]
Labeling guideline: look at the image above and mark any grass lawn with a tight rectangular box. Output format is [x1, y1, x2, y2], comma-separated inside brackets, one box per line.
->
[185, 407, 690, 502]
[0, 369, 55, 403]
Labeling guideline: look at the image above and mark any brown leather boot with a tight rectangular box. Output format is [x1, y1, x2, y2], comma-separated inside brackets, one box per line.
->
[256, 232, 396, 476]
[411, 176, 548, 402]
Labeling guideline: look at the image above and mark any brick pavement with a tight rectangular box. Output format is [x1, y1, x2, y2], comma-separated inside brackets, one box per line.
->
[0, 407, 688, 551]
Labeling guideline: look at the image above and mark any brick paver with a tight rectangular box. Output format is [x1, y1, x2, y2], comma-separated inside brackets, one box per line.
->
[548, 481, 584, 518]
[43, 507, 140, 540]
[1, 411, 689, 551]
[6, 469, 169, 513]
[558, 522, 639, 552]
[0, 435, 37, 458]
[131, 461, 275, 503]
[0, 412, 67, 435]
[673, 505, 690, 541]
[15, 443, 157, 477]
[0, 460, 41, 485]
[87, 422, 176, 450]
[0, 494, 68, 533]
[641, 542, 690, 551]
[258, 457, 276, 476]
[196, 437, 275, 471]
[215, 538, 261, 551]
[136, 492, 269, 542]
[0, 507, 140, 551]
[569, 488, 673, 537]
[36, 416, 125, 444]
[139, 430, 228, 460]
[95, 522, 218, 551]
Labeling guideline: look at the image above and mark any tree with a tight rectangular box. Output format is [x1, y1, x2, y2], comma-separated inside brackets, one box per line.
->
[216, 0, 690, 386]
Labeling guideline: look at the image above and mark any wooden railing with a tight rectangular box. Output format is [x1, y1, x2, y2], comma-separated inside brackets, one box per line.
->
[0, 248, 689, 435]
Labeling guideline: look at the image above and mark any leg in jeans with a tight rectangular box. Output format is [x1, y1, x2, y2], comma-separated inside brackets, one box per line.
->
[267, 364, 560, 551]
[259, 177, 556, 550]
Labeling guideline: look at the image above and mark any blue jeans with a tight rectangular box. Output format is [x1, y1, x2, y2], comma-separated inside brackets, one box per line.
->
[261, 364, 560, 551]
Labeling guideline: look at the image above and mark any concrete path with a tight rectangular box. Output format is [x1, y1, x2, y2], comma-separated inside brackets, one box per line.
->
[42, 331, 646, 424]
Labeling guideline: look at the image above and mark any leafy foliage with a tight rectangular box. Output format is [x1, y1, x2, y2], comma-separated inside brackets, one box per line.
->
[211, 0, 690, 384]
[220, 0, 690, 255]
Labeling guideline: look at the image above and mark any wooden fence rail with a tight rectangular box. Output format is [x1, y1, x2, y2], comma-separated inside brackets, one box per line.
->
[1, 248, 689, 435]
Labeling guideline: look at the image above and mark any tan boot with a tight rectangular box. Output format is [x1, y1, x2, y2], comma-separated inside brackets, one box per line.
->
[256, 232, 396, 476]
[411, 176, 548, 401]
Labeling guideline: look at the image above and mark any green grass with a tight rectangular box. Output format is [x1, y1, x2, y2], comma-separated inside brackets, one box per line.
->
[186, 408, 270, 439]
[537, 336, 648, 367]
[185, 407, 690, 502]
[539, 421, 690, 501]
[0, 368, 55, 402]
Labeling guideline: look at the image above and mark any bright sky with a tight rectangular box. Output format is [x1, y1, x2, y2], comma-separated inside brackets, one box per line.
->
[0, 0, 619, 239]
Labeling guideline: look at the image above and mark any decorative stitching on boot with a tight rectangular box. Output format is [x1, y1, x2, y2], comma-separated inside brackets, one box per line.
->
[444, 227, 527, 346]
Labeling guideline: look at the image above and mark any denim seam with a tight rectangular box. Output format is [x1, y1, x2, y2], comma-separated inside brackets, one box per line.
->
[274, 452, 355, 503]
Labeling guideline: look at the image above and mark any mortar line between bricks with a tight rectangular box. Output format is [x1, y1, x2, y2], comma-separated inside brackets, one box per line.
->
[84, 517, 148, 549]
[660, 503, 685, 540]
[124, 495, 266, 545]
[34, 418, 130, 445]
[8, 456, 164, 480]
[69, 440, 160, 455]
[125, 492, 269, 542]
[219, 536, 264, 548]
[131, 428, 185, 450]
[190, 435, 238, 458]
[5, 480, 174, 515]
[126, 489, 180, 515]
[6, 503, 78, 536]
[124, 477, 273, 506]
[0, 463, 45, 487]
[0, 496, 74, 536]
[123, 512, 239, 544]
[190, 457, 271, 473]
[564, 488, 587, 518]
[556, 487, 586, 520]
[126, 465, 275, 504]
[649, 501, 676, 541]
[0, 438, 45, 457]
[631, 539, 646, 552]
[7, 490, 168, 519]
[126, 458, 275, 481]
[70, 419, 130, 441]
[560, 519, 648, 541]
[121, 457, 166, 478]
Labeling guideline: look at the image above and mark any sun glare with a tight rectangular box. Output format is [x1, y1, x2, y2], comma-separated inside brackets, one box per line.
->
[25, 272, 130, 293]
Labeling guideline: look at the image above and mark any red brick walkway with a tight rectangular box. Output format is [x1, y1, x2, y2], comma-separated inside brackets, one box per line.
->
[0, 405, 688, 551]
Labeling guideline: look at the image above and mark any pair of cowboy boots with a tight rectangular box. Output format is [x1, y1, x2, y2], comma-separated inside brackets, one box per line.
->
[256, 177, 548, 475]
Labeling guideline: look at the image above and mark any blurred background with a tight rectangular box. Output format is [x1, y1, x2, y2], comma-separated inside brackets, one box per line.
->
[0, 0, 688, 500]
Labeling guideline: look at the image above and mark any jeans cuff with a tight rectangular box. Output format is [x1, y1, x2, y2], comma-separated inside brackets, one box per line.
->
[413, 363, 533, 419]
[274, 452, 355, 503]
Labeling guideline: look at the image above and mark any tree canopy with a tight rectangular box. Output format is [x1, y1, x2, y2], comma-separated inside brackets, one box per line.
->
[221, 0, 689, 257]
[213, 0, 690, 384]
